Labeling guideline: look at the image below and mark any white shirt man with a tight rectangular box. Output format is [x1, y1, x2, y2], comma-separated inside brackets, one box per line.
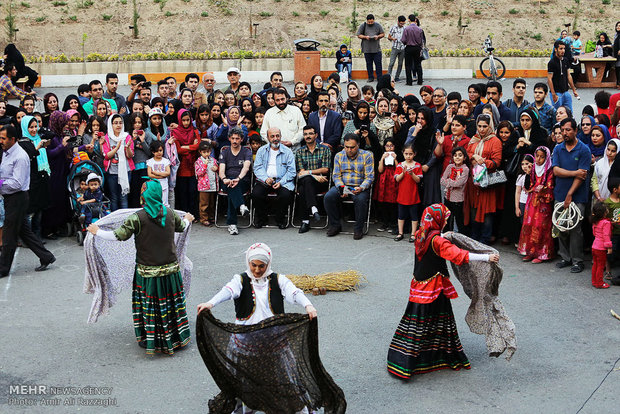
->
[260, 89, 306, 150]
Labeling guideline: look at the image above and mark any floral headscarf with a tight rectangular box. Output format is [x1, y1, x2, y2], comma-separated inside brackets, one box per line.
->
[414, 204, 451, 260]
[533, 146, 552, 177]
[48, 110, 70, 137]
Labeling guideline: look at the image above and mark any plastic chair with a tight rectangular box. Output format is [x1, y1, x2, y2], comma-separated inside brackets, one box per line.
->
[214, 180, 253, 229]
[291, 175, 331, 229]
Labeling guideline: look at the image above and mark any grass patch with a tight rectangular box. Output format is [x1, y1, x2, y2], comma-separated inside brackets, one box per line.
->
[539, 8, 545, 14]
[259, 11, 273, 17]
[474, 10, 481, 15]
[69, 15, 77, 21]
[319, 10, 329, 17]
[164, 11, 177, 17]
[441, 10, 449, 16]
[509, 8, 519, 14]
[52, 1, 67, 6]
[201, 11, 208, 17]
[383, 12, 389, 17]
[77, 0, 94, 8]
[102, 14, 112, 20]
[20, 2, 30, 7]
[35, 16, 46, 22]
[292, 11, 299, 16]
[531, 33, 542, 41]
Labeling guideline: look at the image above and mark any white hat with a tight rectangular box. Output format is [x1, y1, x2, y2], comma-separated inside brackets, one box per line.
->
[148, 107, 164, 118]
[226, 67, 240, 75]
[86, 172, 101, 184]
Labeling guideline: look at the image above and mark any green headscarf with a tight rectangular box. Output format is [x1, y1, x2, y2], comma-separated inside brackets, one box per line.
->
[140, 179, 166, 227]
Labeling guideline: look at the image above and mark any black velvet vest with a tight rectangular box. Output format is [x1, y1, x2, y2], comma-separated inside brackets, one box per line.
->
[413, 236, 449, 281]
[234, 272, 284, 320]
[135, 209, 178, 266]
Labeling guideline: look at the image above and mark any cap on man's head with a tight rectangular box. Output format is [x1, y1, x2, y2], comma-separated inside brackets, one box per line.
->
[227, 67, 240, 75]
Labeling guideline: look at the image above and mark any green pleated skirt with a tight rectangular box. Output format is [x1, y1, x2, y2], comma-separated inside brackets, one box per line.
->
[132, 269, 191, 355]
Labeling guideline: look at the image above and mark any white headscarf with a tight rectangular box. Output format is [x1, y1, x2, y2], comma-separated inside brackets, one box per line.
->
[106, 114, 131, 196]
[245, 243, 273, 286]
[594, 138, 620, 200]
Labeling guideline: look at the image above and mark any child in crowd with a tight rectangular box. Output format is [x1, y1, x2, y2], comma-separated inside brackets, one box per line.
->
[362, 85, 376, 106]
[248, 135, 263, 162]
[394, 144, 423, 242]
[254, 107, 266, 134]
[374, 139, 399, 233]
[519, 147, 555, 263]
[571, 31, 582, 59]
[79, 173, 104, 226]
[440, 146, 470, 233]
[591, 201, 611, 289]
[77, 84, 91, 105]
[515, 154, 534, 225]
[335, 44, 353, 78]
[194, 141, 219, 226]
[146, 141, 171, 206]
[77, 179, 88, 202]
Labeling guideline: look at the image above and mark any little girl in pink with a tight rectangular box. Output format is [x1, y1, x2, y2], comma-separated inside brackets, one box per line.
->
[591, 202, 612, 289]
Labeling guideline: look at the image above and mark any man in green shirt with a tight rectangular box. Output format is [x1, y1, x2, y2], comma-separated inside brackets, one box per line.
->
[83, 79, 118, 116]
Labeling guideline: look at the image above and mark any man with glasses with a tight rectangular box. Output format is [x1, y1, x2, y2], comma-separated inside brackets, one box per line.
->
[440, 91, 461, 135]
[324, 133, 374, 240]
[226, 67, 242, 96]
[431, 88, 447, 130]
[261, 88, 306, 150]
[526, 82, 556, 133]
[199, 72, 216, 105]
[503, 78, 530, 127]
[83, 79, 118, 116]
[295, 126, 331, 233]
[308, 92, 342, 152]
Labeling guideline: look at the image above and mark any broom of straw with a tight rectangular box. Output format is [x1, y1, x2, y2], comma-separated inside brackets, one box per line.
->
[287, 270, 367, 292]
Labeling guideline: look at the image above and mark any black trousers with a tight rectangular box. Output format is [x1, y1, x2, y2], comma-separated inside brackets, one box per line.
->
[296, 175, 328, 219]
[17, 66, 39, 90]
[175, 176, 198, 217]
[252, 182, 293, 224]
[0, 192, 54, 275]
[404, 45, 423, 85]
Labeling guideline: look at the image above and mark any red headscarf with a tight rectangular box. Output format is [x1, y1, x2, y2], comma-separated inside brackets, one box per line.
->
[172, 108, 196, 145]
[414, 204, 451, 260]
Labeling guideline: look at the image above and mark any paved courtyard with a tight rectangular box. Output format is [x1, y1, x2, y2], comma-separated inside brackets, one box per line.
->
[1, 80, 619, 413]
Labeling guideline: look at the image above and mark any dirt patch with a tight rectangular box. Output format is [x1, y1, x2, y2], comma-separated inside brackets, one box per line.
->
[5, 0, 619, 58]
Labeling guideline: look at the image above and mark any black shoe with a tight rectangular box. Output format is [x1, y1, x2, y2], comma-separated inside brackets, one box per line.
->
[327, 226, 341, 237]
[353, 231, 363, 240]
[299, 222, 310, 234]
[253, 221, 263, 229]
[406, 82, 413, 86]
[312, 212, 321, 222]
[44, 233, 57, 240]
[570, 262, 584, 273]
[277, 222, 287, 230]
[394, 234, 404, 241]
[35, 256, 56, 272]
[0, 271, 8, 278]
[555, 259, 571, 269]
[394, 78, 401, 82]
[138, 340, 147, 349]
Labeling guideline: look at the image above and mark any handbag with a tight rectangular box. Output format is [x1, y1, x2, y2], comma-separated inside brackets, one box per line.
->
[473, 164, 507, 188]
[505, 152, 521, 177]
[421, 44, 430, 61]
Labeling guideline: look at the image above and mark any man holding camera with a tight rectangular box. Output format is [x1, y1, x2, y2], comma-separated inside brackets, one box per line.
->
[356, 14, 385, 83]
[324, 133, 374, 240]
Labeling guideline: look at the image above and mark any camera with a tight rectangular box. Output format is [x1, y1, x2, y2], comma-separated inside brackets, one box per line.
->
[360, 124, 369, 132]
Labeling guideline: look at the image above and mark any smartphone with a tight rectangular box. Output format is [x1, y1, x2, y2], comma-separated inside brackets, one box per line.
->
[136, 129, 144, 135]
[97, 131, 105, 137]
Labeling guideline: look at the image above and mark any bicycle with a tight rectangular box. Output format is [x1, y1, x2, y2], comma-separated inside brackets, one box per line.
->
[479, 36, 506, 80]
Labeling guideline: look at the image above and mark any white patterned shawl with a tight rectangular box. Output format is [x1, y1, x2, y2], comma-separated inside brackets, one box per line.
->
[442, 231, 517, 360]
[83, 208, 193, 323]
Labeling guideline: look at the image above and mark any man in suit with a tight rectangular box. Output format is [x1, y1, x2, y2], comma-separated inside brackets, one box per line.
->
[307, 92, 343, 152]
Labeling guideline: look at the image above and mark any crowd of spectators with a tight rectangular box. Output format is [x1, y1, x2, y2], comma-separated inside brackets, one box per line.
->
[1, 19, 620, 288]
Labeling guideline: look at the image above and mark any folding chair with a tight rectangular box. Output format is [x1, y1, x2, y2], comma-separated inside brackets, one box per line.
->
[251, 191, 292, 229]
[214, 180, 253, 229]
[340, 184, 373, 235]
[291, 175, 332, 229]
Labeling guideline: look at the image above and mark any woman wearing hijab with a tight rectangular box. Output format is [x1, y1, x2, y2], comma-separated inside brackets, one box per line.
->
[592, 138, 619, 202]
[87, 180, 194, 355]
[40, 112, 73, 238]
[373, 97, 399, 148]
[480, 103, 500, 132]
[215, 106, 248, 153]
[518, 146, 555, 263]
[307, 74, 324, 112]
[516, 107, 550, 154]
[409, 106, 442, 207]
[20, 116, 51, 238]
[172, 109, 200, 217]
[61, 94, 89, 121]
[42, 93, 59, 128]
[345, 82, 362, 112]
[494, 120, 520, 244]
[3, 44, 38, 91]
[614, 21, 620, 90]
[466, 114, 503, 244]
[376, 74, 396, 97]
[419, 85, 434, 109]
[102, 114, 135, 212]
[341, 101, 381, 155]
[387, 204, 499, 380]
[197, 242, 317, 413]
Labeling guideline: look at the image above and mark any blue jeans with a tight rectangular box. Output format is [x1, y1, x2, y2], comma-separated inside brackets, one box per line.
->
[336, 63, 352, 77]
[323, 187, 369, 232]
[471, 210, 494, 245]
[224, 180, 248, 225]
[104, 172, 131, 212]
[551, 91, 573, 113]
[364, 52, 383, 81]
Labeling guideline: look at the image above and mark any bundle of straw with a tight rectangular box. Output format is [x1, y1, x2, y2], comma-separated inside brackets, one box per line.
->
[286, 270, 367, 293]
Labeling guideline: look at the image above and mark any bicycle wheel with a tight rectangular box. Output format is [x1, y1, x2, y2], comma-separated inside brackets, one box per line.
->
[479, 56, 507, 80]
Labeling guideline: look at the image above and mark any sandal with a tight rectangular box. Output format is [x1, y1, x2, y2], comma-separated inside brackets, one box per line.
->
[593, 283, 610, 289]
[408, 236, 415, 243]
[394, 234, 404, 241]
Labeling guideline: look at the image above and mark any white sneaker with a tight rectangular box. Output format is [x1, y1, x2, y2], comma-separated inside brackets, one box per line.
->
[228, 224, 239, 235]
[239, 204, 249, 217]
